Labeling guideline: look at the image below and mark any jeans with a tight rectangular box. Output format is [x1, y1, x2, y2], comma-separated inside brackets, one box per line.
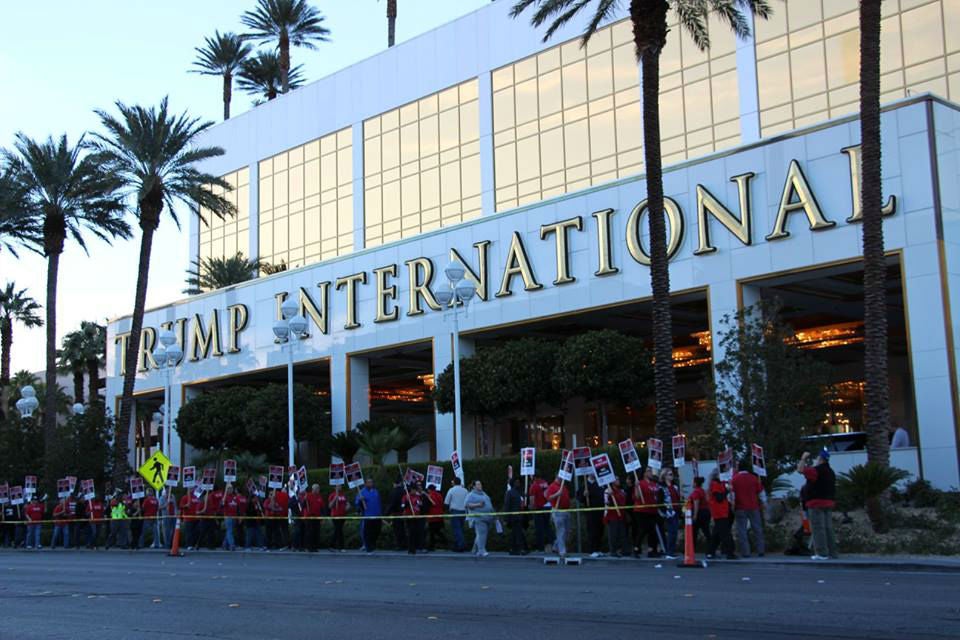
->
[331, 519, 345, 550]
[586, 512, 604, 553]
[84, 523, 102, 548]
[449, 510, 465, 551]
[163, 517, 177, 549]
[663, 514, 679, 556]
[509, 520, 527, 554]
[223, 518, 236, 550]
[245, 522, 266, 548]
[52, 523, 70, 548]
[734, 509, 765, 556]
[632, 512, 661, 555]
[362, 519, 381, 551]
[607, 519, 628, 556]
[708, 516, 735, 557]
[106, 521, 130, 549]
[26, 524, 41, 548]
[427, 521, 447, 550]
[472, 520, 489, 555]
[533, 510, 554, 550]
[809, 508, 838, 558]
[138, 518, 159, 549]
[551, 511, 570, 556]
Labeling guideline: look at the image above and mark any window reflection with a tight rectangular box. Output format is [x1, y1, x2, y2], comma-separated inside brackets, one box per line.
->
[198, 168, 250, 272]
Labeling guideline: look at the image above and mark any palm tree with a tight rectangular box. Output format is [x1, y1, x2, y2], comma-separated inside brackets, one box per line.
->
[0, 164, 40, 256]
[240, 0, 330, 94]
[90, 98, 234, 483]
[0, 283, 42, 387]
[56, 321, 105, 406]
[511, 0, 770, 464]
[57, 330, 86, 404]
[386, 0, 398, 47]
[184, 252, 262, 294]
[326, 430, 360, 463]
[191, 31, 253, 121]
[237, 51, 305, 102]
[858, 0, 889, 467]
[6, 134, 128, 477]
[356, 418, 401, 467]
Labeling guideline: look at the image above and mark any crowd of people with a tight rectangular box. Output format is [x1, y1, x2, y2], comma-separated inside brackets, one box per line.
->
[0, 449, 838, 561]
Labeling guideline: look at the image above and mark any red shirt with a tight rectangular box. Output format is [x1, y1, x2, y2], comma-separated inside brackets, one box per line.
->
[731, 471, 763, 511]
[276, 491, 290, 512]
[633, 479, 658, 513]
[67, 498, 78, 519]
[603, 487, 626, 523]
[427, 489, 444, 521]
[179, 494, 196, 518]
[708, 480, 731, 520]
[304, 492, 325, 517]
[88, 500, 105, 521]
[142, 496, 159, 518]
[207, 490, 224, 515]
[222, 494, 239, 517]
[400, 492, 422, 516]
[665, 485, 682, 510]
[53, 502, 68, 520]
[25, 502, 44, 522]
[689, 486, 707, 517]
[328, 492, 348, 517]
[236, 494, 248, 518]
[546, 480, 570, 509]
[529, 478, 548, 509]
[802, 467, 836, 509]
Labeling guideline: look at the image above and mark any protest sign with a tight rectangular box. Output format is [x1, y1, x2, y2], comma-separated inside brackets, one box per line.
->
[223, 459, 237, 483]
[403, 467, 425, 486]
[672, 434, 686, 467]
[24, 475, 37, 495]
[573, 447, 593, 477]
[329, 463, 345, 486]
[201, 467, 216, 491]
[426, 465, 444, 489]
[558, 449, 574, 482]
[67, 476, 77, 492]
[0, 483, 7, 505]
[81, 479, 96, 500]
[130, 477, 145, 499]
[297, 466, 308, 491]
[718, 448, 734, 481]
[345, 462, 364, 489]
[166, 466, 180, 488]
[182, 466, 197, 488]
[268, 465, 284, 489]
[590, 453, 616, 486]
[647, 438, 663, 471]
[618, 439, 641, 473]
[691, 458, 700, 479]
[751, 443, 767, 477]
[192, 485, 204, 499]
[245, 478, 257, 496]
[57, 479, 70, 499]
[10, 486, 23, 505]
[450, 451, 464, 483]
[520, 447, 536, 476]
[257, 475, 267, 496]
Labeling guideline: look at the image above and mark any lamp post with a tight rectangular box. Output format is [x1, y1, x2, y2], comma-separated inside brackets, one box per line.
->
[153, 329, 182, 458]
[433, 261, 477, 459]
[15, 385, 39, 418]
[73, 403, 85, 416]
[273, 296, 309, 469]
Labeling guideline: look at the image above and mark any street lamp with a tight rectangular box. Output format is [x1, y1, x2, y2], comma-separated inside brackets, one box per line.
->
[153, 329, 182, 457]
[273, 296, 309, 469]
[73, 403, 85, 415]
[15, 385, 39, 418]
[433, 261, 477, 461]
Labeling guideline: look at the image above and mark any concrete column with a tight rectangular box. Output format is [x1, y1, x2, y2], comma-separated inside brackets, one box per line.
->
[708, 279, 760, 378]
[352, 123, 366, 249]
[478, 70, 495, 216]
[248, 161, 260, 262]
[736, 9, 761, 144]
[433, 333, 475, 460]
[330, 351, 370, 434]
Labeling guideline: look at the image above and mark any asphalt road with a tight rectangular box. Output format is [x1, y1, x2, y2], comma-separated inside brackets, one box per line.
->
[0, 551, 957, 640]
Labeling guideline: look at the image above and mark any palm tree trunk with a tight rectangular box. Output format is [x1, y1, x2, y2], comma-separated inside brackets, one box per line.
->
[599, 401, 609, 446]
[279, 32, 290, 93]
[0, 318, 11, 386]
[72, 370, 84, 405]
[860, 0, 890, 467]
[387, 0, 397, 47]
[43, 250, 61, 481]
[223, 72, 232, 120]
[87, 359, 101, 407]
[116, 219, 159, 484]
[636, 1, 676, 467]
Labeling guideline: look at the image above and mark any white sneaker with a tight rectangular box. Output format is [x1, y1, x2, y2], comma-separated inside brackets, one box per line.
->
[810, 555, 828, 560]
[590, 552, 601, 558]
[664, 555, 677, 560]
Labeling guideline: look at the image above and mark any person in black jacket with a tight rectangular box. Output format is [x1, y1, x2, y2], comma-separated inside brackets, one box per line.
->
[504, 478, 527, 555]
[578, 474, 606, 558]
[386, 477, 408, 551]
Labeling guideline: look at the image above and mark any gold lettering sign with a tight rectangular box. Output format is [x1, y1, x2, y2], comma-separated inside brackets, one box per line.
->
[496, 232, 543, 298]
[335, 272, 367, 330]
[540, 216, 583, 285]
[190, 310, 223, 362]
[694, 173, 754, 255]
[840, 145, 897, 222]
[766, 159, 835, 240]
[226, 304, 248, 353]
[373, 265, 399, 322]
[405, 257, 441, 316]
[114, 332, 131, 376]
[626, 197, 685, 265]
[449, 241, 490, 302]
[592, 208, 619, 277]
[138, 327, 157, 373]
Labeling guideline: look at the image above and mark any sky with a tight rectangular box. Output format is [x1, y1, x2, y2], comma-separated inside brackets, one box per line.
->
[0, 0, 493, 374]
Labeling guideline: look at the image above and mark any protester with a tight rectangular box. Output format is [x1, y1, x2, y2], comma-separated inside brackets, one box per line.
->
[222, 484, 239, 551]
[4, 498, 24, 548]
[263, 488, 286, 550]
[67, 493, 80, 548]
[798, 449, 838, 560]
[141, 488, 160, 549]
[304, 484, 326, 552]
[24, 495, 44, 550]
[356, 478, 382, 553]
[52, 497, 70, 549]
[688, 476, 710, 549]
[603, 477, 628, 557]
[127, 492, 142, 550]
[443, 477, 468, 552]
[159, 489, 177, 550]
[706, 468, 736, 560]
[400, 482, 425, 555]
[288, 487, 305, 551]
[659, 468, 682, 560]
[425, 484, 447, 551]
[328, 484, 348, 552]
[528, 474, 553, 553]
[105, 497, 129, 550]
[244, 488, 267, 551]
[85, 492, 106, 549]
[386, 478, 408, 551]
[579, 473, 605, 558]
[503, 478, 527, 556]
[465, 480, 494, 558]
[632, 466, 661, 558]
[731, 460, 765, 558]
[546, 473, 571, 558]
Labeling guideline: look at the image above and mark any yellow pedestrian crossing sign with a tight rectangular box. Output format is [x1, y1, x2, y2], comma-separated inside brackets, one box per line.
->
[139, 451, 172, 491]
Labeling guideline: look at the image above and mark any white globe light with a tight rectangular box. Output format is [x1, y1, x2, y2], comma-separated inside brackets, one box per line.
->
[288, 314, 308, 336]
[159, 328, 177, 347]
[456, 280, 477, 303]
[26, 396, 39, 413]
[153, 344, 167, 366]
[165, 342, 183, 364]
[73, 403, 85, 415]
[444, 261, 466, 285]
[15, 398, 27, 416]
[152, 411, 162, 423]
[273, 319, 290, 342]
[434, 286, 454, 307]
[21, 385, 36, 399]
[280, 296, 299, 320]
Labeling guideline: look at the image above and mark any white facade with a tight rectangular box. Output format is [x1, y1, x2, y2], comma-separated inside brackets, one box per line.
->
[107, 1, 960, 488]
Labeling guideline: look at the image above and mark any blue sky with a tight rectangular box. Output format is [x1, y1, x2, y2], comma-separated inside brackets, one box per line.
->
[0, 0, 493, 374]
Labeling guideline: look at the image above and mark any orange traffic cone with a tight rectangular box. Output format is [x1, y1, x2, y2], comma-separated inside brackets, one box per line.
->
[677, 506, 704, 568]
[168, 518, 184, 557]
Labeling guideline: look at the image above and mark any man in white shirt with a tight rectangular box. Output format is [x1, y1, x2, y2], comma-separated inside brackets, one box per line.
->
[891, 426, 910, 448]
[444, 477, 469, 552]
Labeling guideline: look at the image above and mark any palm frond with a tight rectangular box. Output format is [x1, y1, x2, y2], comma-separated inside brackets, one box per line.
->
[237, 51, 305, 101]
[191, 31, 252, 76]
[183, 252, 262, 294]
[0, 282, 43, 327]
[241, 0, 331, 48]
